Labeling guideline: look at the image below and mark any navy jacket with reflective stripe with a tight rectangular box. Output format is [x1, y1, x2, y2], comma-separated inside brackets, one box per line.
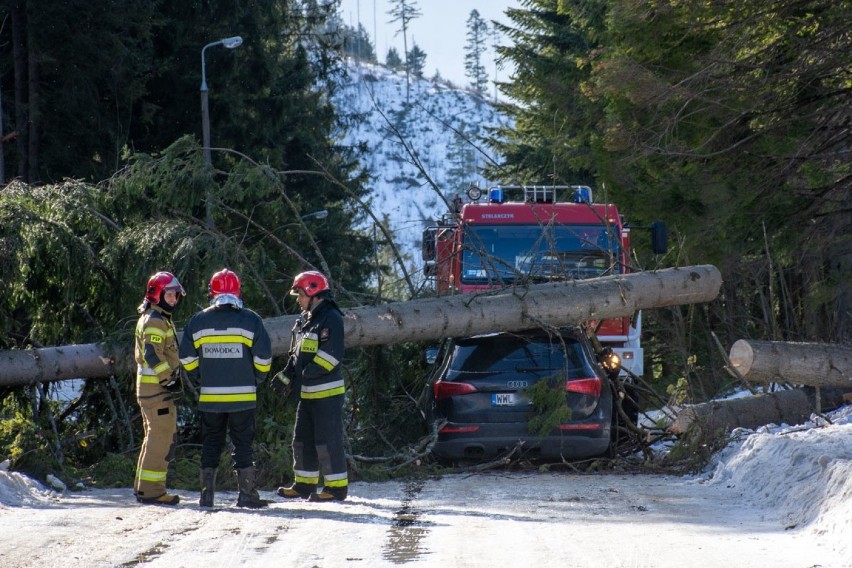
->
[179, 303, 272, 412]
[293, 299, 345, 399]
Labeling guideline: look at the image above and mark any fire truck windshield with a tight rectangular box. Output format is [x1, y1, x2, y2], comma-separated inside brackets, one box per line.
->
[460, 224, 620, 285]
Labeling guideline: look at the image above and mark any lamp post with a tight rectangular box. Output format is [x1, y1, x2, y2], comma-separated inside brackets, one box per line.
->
[200, 35, 242, 227]
[200, 36, 243, 165]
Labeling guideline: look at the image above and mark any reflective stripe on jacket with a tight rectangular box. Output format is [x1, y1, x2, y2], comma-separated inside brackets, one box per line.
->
[179, 303, 272, 412]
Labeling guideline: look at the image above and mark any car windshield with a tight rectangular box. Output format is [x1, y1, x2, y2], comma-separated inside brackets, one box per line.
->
[460, 224, 620, 285]
[445, 333, 596, 381]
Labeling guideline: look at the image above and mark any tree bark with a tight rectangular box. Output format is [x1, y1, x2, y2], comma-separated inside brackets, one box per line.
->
[11, 0, 28, 180]
[669, 388, 813, 437]
[0, 265, 722, 386]
[729, 339, 852, 387]
[26, 21, 39, 184]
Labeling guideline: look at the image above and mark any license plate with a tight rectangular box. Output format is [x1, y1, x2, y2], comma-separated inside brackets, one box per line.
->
[492, 393, 516, 406]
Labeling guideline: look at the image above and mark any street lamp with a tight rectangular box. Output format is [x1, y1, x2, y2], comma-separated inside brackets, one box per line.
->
[301, 209, 328, 220]
[200, 35, 242, 227]
[200, 36, 243, 165]
[276, 210, 328, 234]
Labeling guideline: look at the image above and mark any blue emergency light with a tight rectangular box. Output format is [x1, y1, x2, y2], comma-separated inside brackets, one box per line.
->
[573, 186, 592, 203]
[488, 187, 504, 203]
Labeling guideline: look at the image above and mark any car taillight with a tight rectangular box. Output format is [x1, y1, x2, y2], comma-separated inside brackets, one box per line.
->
[557, 422, 605, 431]
[565, 376, 602, 397]
[433, 381, 477, 400]
[439, 424, 480, 433]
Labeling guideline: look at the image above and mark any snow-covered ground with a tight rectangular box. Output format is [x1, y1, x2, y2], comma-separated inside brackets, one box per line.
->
[2, 404, 849, 567]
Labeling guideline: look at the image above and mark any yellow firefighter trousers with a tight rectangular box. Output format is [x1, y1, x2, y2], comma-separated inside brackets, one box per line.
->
[134, 397, 177, 499]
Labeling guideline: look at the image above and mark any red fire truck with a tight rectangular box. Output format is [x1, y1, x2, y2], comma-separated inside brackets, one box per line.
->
[422, 184, 667, 378]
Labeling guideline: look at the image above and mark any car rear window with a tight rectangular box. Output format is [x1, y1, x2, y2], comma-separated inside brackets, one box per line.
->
[447, 334, 596, 379]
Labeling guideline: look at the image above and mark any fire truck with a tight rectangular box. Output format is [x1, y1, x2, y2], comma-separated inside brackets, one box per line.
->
[422, 184, 667, 378]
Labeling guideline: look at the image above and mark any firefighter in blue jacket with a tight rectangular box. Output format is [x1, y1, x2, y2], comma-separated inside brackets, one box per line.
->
[134, 271, 185, 505]
[179, 268, 272, 508]
[274, 271, 349, 502]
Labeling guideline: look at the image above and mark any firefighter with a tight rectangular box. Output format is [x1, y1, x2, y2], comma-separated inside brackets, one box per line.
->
[134, 271, 185, 505]
[274, 270, 349, 502]
[179, 269, 273, 508]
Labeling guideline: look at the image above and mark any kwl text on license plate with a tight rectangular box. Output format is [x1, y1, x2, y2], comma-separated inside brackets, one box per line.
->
[492, 393, 515, 406]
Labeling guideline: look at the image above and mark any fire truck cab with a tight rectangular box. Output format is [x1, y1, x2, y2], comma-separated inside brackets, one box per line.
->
[422, 185, 667, 378]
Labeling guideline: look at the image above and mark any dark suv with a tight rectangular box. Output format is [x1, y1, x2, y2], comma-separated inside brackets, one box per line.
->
[424, 327, 613, 462]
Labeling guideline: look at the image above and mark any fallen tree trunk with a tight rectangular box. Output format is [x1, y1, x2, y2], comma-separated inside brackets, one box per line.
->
[0, 265, 722, 386]
[669, 388, 814, 437]
[729, 339, 852, 387]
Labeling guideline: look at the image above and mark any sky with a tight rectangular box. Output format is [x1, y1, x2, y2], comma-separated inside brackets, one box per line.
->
[1, 401, 849, 566]
[337, 0, 522, 90]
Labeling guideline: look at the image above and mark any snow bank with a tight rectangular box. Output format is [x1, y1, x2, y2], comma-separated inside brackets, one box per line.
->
[0, 470, 57, 508]
[701, 404, 852, 558]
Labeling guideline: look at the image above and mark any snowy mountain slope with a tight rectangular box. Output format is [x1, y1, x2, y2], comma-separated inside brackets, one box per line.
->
[333, 60, 512, 290]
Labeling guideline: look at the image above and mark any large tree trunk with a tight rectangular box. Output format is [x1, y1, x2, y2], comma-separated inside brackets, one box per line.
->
[0, 265, 722, 386]
[670, 339, 852, 441]
[11, 0, 28, 180]
[729, 339, 852, 387]
[669, 388, 814, 437]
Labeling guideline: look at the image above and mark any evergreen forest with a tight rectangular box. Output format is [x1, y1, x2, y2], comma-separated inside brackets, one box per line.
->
[0, 0, 848, 488]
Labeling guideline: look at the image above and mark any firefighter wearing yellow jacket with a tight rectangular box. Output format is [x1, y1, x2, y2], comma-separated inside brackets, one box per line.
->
[134, 271, 185, 505]
[179, 268, 272, 508]
[275, 271, 348, 502]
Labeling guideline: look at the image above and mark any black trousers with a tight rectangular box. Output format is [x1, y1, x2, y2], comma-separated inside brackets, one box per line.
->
[292, 395, 347, 486]
[200, 408, 256, 470]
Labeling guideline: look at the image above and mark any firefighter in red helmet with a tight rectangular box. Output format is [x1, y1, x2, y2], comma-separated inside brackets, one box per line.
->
[274, 270, 349, 501]
[179, 268, 272, 508]
[134, 271, 185, 505]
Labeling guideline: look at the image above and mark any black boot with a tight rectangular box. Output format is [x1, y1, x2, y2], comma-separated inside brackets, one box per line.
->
[199, 467, 217, 507]
[308, 487, 347, 502]
[236, 467, 269, 509]
[277, 482, 313, 499]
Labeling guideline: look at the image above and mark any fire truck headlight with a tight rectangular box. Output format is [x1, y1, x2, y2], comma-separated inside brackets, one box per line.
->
[622, 351, 633, 360]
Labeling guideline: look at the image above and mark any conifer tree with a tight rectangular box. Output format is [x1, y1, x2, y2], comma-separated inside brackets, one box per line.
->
[341, 22, 376, 62]
[386, 47, 403, 70]
[406, 44, 427, 79]
[463, 9, 489, 95]
[386, 0, 422, 103]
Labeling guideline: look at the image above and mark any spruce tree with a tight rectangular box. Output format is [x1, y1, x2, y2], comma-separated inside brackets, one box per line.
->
[463, 9, 490, 96]
[386, 47, 403, 70]
[406, 44, 427, 79]
[341, 22, 376, 62]
[386, 0, 422, 103]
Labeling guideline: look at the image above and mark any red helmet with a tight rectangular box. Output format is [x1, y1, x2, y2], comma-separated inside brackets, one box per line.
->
[209, 268, 241, 298]
[145, 272, 185, 304]
[290, 271, 329, 297]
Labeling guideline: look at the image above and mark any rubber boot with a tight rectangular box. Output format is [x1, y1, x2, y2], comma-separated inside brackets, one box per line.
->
[199, 467, 216, 507]
[236, 467, 269, 509]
